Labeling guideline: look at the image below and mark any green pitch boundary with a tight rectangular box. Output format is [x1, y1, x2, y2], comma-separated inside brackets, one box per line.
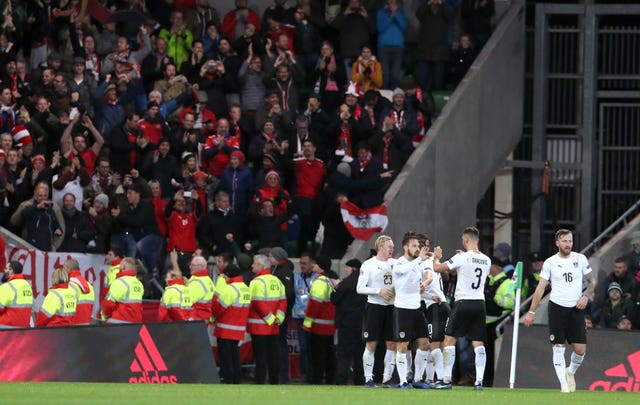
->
[0, 383, 636, 404]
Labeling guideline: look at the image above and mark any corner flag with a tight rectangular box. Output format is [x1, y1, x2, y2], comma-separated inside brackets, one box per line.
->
[507, 262, 523, 294]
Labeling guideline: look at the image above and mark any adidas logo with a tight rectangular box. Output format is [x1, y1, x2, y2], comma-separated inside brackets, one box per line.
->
[129, 325, 178, 384]
[589, 350, 640, 391]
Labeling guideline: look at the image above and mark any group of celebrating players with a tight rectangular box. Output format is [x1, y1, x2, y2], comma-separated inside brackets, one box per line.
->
[356, 227, 594, 392]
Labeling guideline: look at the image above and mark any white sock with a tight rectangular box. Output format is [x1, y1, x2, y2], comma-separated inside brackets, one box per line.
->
[425, 350, 435, 382]
[553, 346, 568, 388]
[396, 351, 408, 384]
[568, 352, 584, 375]
[474, 346, 486, 385]
[414, 349, 429, 382]
[363, 349, 375, 381]
[443, 346, 456, 383]
[383, 349, 396, 382]
[406, 351, 413, 378]
[432, 348, 444, 381]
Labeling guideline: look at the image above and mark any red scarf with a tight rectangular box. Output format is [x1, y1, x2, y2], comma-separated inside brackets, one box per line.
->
[359, 152, 372, 172]
[382, 137, 390, 170]
[353, 104, 362, 120]
[390, 109, 405, 129]
[337, 123, 352, 157]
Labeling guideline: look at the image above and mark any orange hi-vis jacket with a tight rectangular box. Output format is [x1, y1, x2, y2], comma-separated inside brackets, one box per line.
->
[303, 274, 337, 335]
[247, 269, 286, 335]
[68, 270, 95, 325]
[211, 276, 251, 340]
[101, 270, 144, 324]
[188, 269, 215, 321]
[0, 274, 33, 328]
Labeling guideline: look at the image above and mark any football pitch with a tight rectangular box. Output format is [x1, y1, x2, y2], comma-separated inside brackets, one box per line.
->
[0, 383, 636, 404]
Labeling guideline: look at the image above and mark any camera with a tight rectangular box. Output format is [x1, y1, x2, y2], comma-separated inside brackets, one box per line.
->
[184, 191, 192, 198]
[207, 61, 218, 68]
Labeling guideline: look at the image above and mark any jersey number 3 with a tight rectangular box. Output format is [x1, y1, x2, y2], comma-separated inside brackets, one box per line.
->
[471, 268, 482, 290]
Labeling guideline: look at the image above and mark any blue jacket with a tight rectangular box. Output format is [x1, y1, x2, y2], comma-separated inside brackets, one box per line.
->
[219, 166, 254, 218]
[377, 7, 408, 47]
[293, 271, 318, 319]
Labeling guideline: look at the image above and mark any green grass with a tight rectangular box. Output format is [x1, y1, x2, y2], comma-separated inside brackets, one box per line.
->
[0, 383, 637, 405]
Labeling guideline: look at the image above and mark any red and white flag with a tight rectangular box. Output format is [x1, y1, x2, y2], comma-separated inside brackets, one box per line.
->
[340, 201, 388, 241]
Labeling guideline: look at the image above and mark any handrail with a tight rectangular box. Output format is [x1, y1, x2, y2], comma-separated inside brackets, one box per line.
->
[580, 199, 640, 257]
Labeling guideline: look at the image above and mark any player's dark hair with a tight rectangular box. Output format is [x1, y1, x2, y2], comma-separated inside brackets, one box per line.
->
[402, 231, 419, 247]
[462, 226, 480, 241]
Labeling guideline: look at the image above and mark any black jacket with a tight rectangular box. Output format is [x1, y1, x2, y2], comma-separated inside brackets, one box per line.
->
[272, 260, 295, 315]
[115, 199, 161, 240]
[331, 270, 366, 331]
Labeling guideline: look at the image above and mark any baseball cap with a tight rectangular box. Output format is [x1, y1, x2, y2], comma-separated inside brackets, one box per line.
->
[529, 251, 543, 262]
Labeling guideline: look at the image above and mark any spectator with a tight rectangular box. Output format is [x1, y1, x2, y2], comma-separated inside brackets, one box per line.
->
[292, 5, 322, 83]
[110, 183, 163, 277]
[185, 0, 221, 40]
[159, 11, 194, 68]
[263, 0, 297, 28]
[238, 46, 267, 113]
[140, 138, 181, 200]
[10, 182, 64, 251]
[594, 282, 635, 329]
[222, 0, 262, 42]
[101, 26, 151, 78]
[415, 0, 453, 91]
[266, 63, 305, 118]
[58, 193, 94, 253]
[140, 37, 173, 93]
[87, 193, 113, 254]
[218, 39, 243, 107]
[303, 94, 332, 147]
[292, 139, 326, 253]
[381, 87, 420, 141]
[165, 190, 199, 277]
[196, 57, 229, 118]
[91, 156, 120, 199]
[180, 40, 206, 82]
[376, 0, 408, 89]
[68, 57, 97, 118]
[592, 257, 636, 319]
[351, 45, 383, 93]
[219, 150, 254, 218]
[493, 242, 515, 276]
[446, 33, 477, 89]
[312, 41, 348, 114]
[368, 116, 413, 177]
[623, 232, 640, 277]
[138, 102, 171, 148]
[35, 268, 77, 327]
[255, 90, 292, 137]
[269, 246, 295, 384]
[200, 24, 221, 60]
[349, 143, 386, 209]
[247, 120, 286, 170]
[196, 191, 243, 258]
[461, 0, 495, 50]
[331, 258, 366, 385]
[523, 251, 546, 298]
[616, 315, 633, 331]
[332, 0, 374, 75]
[248, 198, 293, 250]
[203, 118, 239, 178]
[52, 158, 92, 211]
[108, 113, 144, 176]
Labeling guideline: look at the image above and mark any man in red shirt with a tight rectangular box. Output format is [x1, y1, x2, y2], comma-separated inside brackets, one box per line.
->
[293, 139, 326, 253]
[166, 190, 199, 276]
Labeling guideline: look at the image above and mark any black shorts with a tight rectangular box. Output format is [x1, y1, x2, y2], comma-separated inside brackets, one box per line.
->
[393, 307, 429, 341]
[424, 301, 451, 342]
[444, 300, 486, 342]
[362, 303, 394, 342]
[548, 301, 587, 345]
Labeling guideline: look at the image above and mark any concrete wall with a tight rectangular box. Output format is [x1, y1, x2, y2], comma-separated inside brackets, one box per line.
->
[343, 0, 525, 262]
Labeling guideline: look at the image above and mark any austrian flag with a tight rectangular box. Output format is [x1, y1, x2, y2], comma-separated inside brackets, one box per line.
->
[340, 201, 388, 241]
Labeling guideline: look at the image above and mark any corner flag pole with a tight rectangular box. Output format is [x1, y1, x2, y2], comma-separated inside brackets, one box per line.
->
[508, 261, 523, 389]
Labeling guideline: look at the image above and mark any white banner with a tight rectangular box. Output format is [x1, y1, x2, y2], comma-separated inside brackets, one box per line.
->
[5, 246, 109, 315]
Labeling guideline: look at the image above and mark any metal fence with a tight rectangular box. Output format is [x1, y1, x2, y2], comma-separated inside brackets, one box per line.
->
[518, 3, 640, 253]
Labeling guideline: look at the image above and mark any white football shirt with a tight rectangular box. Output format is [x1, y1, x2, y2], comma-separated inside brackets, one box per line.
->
[540, 251, 591, 308]
[393, 256, 423, 309]
[447, 250, 491, 301]
[421, 258, 447, 307]
[356, 256, 396, 306]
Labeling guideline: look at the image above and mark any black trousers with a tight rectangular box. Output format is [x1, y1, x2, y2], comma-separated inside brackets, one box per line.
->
[217, 338, 241, 384]
[335, 328, 365, 385]
[251, 334, 279, 384]
[277, 316, 290, 383]
[309, 333, 336, 384]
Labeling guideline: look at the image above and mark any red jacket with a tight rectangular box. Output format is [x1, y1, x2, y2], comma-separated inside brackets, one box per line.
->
[221, 9, 261, 40]
[68, 270, 95, 325]
[293, 157, 326, 200]
[167, 210, 197, 252]
[211, 276, 250, 340]
[247, 270, 286, 335]
[138, 119, 164, 146]
[150, 195, 168, 237]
